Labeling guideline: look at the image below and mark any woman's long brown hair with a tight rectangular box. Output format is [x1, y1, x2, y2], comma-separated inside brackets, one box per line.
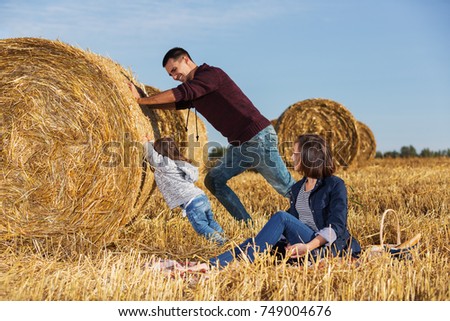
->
[296, 134, 335, 178]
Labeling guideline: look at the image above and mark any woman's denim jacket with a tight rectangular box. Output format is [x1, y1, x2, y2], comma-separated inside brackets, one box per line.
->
[288, 175, 361, 257]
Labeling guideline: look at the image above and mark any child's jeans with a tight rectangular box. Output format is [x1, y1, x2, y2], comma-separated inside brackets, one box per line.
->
[182, 194, 226, 245]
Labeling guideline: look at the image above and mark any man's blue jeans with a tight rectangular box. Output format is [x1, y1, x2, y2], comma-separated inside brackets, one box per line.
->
[204, 125, 295, 221]
[183, 194, 226, 245]
[209, 211, 316, 268]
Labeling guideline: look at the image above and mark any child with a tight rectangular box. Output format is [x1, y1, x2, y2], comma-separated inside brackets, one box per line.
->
[144, 135, 226, 245]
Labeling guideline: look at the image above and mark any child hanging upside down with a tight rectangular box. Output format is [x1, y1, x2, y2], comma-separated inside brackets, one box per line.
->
[144, 135, 226, 245]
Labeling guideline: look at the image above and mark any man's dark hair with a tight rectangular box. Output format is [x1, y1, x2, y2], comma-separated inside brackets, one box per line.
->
[162, 47, 193, 67]
[296, 134, 335, 178]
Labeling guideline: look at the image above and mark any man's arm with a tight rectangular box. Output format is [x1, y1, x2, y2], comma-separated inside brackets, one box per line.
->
[128, 82, 177, 110]
[141, 101, 177, 110]
[136, 89, 177, 110]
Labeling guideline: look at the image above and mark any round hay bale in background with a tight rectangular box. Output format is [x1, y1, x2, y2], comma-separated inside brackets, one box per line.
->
[143, 85, 208, 170]
[1, 37, 158, 243]
[356, 120, 376, 162]
[275, 98, 360, 168]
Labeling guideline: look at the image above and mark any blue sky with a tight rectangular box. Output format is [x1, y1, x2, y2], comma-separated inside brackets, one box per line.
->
[1, 0, 449, 152]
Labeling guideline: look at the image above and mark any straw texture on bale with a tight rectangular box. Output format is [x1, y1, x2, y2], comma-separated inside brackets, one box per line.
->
[275, 98, 359, 167]
[0, 38, 160, 243]
[356, 120, 376, 162]
[143, 85, 208, 169]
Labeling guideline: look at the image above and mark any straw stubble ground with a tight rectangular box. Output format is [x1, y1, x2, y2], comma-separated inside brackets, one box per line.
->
[0, 158, 448, 300]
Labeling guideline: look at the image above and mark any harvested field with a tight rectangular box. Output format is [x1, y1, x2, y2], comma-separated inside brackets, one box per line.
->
[1, 158, 448, 300]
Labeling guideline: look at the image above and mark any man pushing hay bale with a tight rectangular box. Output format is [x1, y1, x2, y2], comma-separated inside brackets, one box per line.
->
[275, 98, 360, 168]
[0, 37, 162, 243]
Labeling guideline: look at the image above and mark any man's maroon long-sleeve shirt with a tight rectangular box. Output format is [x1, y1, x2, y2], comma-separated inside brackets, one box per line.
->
[172, 63, 270, 145]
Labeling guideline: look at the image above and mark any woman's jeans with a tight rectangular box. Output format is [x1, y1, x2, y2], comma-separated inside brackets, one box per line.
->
[183, 194, 226, 245]
[204, 125, 295, 222]
[209, 211, 316, 268]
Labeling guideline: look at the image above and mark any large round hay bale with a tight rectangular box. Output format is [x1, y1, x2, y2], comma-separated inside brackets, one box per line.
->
[1, 37, 158, 243]
[356, 120, 376, 161]
[143, 85, 208, 170]
[275, 98, 359, 168]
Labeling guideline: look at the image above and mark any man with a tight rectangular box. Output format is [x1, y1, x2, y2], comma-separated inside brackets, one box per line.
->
[129, 47, 295, 222]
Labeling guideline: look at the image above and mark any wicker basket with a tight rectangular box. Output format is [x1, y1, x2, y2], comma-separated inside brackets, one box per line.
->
[369, 209, 421, 259]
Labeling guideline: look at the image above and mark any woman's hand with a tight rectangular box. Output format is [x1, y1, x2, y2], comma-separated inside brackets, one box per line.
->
[286, 243, 309, 258]
[286, 236, 326, 258]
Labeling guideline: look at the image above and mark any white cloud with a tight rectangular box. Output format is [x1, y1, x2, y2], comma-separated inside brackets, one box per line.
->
[0, 0, 302, 40]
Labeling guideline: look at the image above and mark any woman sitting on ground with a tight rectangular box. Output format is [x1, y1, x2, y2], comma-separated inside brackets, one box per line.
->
[149, 134, 361, 271]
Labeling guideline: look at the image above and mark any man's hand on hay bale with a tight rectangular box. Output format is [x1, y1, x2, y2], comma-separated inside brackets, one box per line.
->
[127, 81, 143, 101]
[127, 81, 147, 101]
